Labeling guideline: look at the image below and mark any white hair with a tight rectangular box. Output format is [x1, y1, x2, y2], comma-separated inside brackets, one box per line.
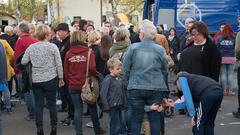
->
[4, 26, 14, 33]
[140, 19, 157, 40]
[185, 17, 194, 25]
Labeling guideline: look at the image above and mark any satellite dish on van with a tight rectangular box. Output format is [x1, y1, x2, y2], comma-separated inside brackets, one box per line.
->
[177, 1, 202, 28]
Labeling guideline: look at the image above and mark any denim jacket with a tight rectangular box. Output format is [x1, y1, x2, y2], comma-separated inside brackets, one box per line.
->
[122, 39, 168, 91]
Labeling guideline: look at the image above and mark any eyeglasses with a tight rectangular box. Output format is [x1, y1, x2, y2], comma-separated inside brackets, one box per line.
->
[190, 30, 200, 36]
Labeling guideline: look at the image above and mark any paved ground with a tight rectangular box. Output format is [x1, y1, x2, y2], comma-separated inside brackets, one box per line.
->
[2, 95, 240, 135]
[2, 72, 240, 135]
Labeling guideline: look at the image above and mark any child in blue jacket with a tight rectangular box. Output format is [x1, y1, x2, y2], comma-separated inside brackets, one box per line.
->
[100, 58, 126, 135]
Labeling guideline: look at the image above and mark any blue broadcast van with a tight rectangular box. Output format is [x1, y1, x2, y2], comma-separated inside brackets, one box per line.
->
[143, 0, 240, 33]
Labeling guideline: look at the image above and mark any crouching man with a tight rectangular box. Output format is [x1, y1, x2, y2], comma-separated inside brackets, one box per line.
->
[174, 72, 223, 135]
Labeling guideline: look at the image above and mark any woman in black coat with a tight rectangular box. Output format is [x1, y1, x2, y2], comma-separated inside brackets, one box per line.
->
[178, 22, 221, 82]
[167, 27, 180, 65]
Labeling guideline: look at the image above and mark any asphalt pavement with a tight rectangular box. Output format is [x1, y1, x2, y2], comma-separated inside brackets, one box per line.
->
[2, 94, 240, 135]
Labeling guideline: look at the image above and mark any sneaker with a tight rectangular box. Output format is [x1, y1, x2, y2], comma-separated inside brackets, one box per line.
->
[62, 118, 72, 126]
[24, 116, 35, 121]
[86, 122, 94, 128]
[232, 111, 240, 118]
[218, 107, 222, 111]
[228, 90, 236, 96]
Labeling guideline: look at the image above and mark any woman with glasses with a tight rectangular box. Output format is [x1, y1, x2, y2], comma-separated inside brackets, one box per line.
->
[178, 21, 221, 82]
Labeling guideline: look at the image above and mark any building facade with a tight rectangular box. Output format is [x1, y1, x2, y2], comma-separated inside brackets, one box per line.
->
[53, 0, 101, 28]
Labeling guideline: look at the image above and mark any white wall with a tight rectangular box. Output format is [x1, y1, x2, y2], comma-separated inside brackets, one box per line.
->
[54, 0, 101, 29]
[0, 16, 17, 26]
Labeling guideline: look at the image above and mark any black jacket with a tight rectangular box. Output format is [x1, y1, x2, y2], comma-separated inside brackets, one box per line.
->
[178, 38, 221, 81]
[180, 74, 222, 102]
[15, 53, 32, 92]
[90, 44, 109, 77]
[59, 35, 70, 65]
[167, 36, 180, 63]
[0, 33, 18, 49]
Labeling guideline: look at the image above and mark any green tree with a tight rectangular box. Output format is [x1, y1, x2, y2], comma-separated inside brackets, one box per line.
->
[102, 0, 144, 24]
[6, 0, 15, 15]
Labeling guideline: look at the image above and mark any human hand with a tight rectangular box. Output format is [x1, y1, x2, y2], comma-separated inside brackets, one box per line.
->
[150, 104, 160, 111]
[59, 79, 65, 87]
[163, 98, 174, 107]
[191, 117, 196, 126]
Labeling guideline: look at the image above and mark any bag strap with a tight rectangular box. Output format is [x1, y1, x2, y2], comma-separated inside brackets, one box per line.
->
[86, 49, 91, 77]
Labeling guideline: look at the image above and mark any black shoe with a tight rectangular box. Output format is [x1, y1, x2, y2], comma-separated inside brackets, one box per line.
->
[232, 111, 240, 118]
[37, 130, 44, 135]
[50, 128, 56, 135]
[96, 128, 106, 135]
[6, 108, 12, 113]
[57, 107, 67, 112]
[83, 111, 90, 116]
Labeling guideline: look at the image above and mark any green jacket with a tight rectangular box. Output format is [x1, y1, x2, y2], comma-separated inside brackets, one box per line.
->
[109, 41, 129, 58]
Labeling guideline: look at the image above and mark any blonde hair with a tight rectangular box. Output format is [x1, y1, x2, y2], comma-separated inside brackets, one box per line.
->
[70, 31, 87, 45]
[113, 28, 130, 42]
[88, 30, 101, 43]
[107, 57, 122, 70]
[36, 24, 50, 41]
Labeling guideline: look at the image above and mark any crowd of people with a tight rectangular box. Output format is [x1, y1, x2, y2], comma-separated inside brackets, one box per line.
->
[0, 17, 239, 135]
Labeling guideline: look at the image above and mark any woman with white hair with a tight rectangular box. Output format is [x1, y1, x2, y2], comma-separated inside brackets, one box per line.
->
[0, 25, 18, 49]
[122, 19, 169, 135]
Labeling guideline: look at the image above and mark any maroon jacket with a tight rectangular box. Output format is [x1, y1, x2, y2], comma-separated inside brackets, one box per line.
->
[14, 34, 38, 74]
[64, 43, 99, 91]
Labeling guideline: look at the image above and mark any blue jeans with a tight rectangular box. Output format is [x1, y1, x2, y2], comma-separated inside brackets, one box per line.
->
[15, 74, 24, 99]
[88, 103, 102, 134]
[220, 64, 236, 90]
[127, 89, 168, 135]
[24, 91, 35, 118]
[70, 91, 83, 135]
[32, 77, 58, 131]
[61, 81, 74, 119]
[2, 87, 11, 109]
[16, 74, 35, 117]
[192, 89, 223, 135]
[108, 108, 124, 135]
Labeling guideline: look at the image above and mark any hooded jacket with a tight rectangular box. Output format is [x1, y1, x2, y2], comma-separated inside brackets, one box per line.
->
[109, 41, 129, 58]
[64, 42, 99, 91]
